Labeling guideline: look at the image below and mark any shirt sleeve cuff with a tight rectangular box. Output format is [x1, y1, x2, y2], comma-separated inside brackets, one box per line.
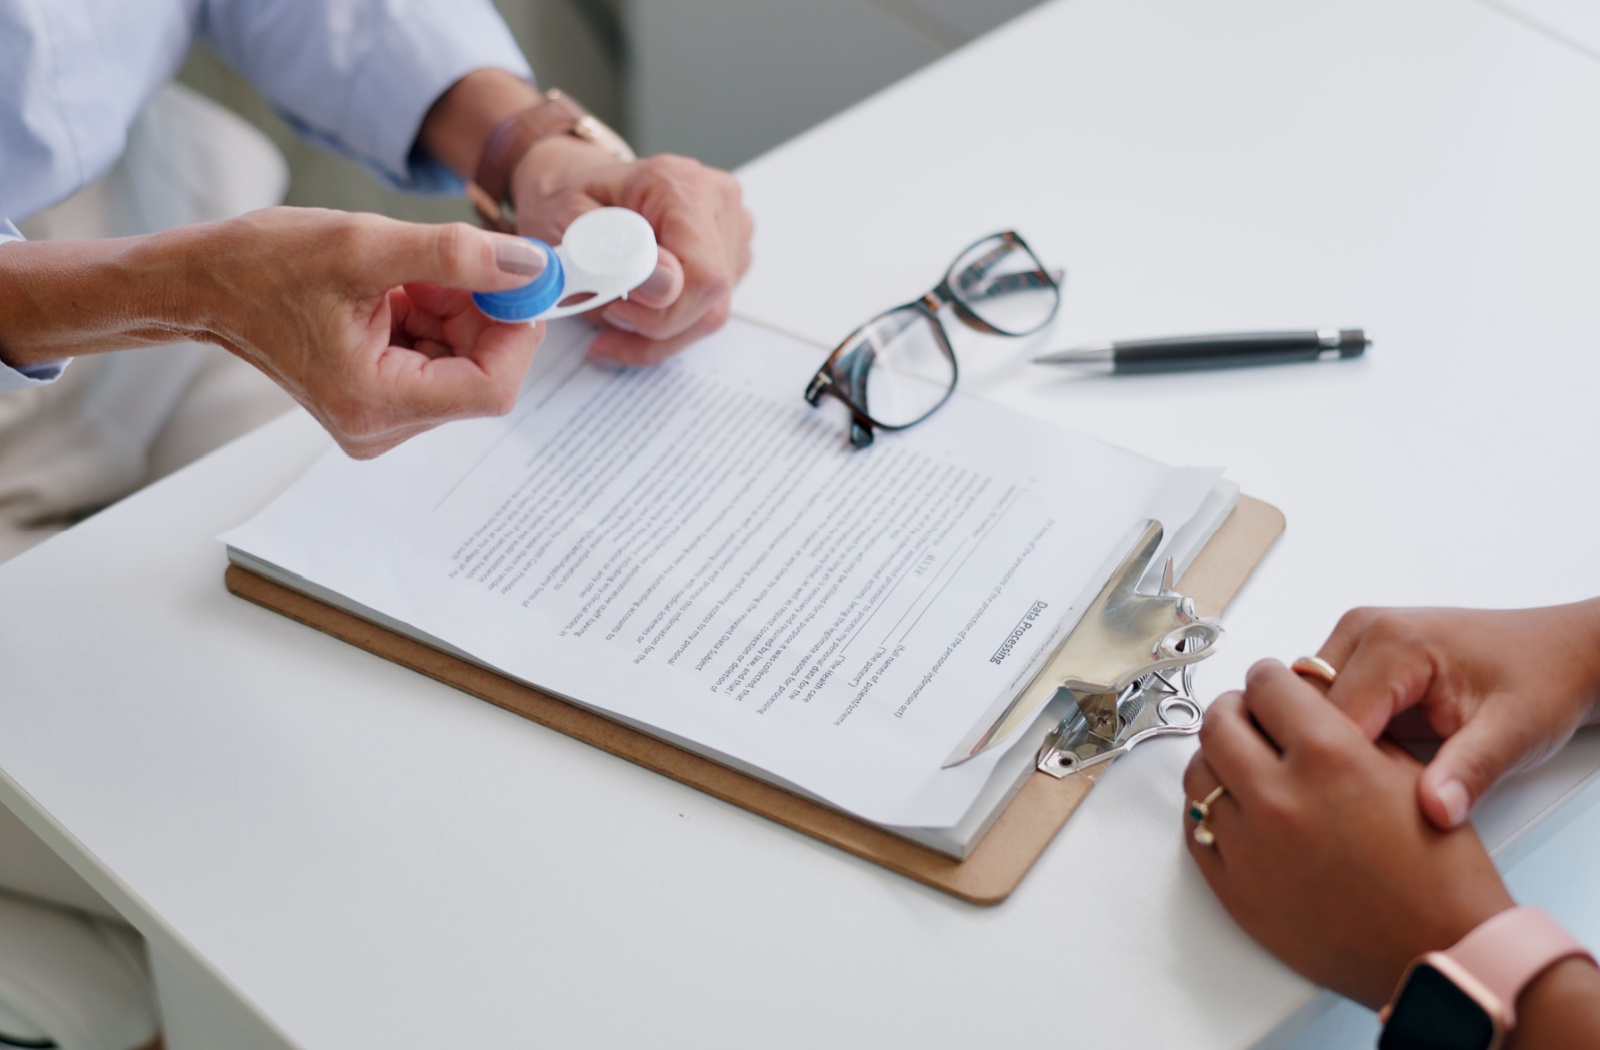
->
[0, 225, 71, 391]
[0, 358, 70, 392]
[346, 7, 534, 193]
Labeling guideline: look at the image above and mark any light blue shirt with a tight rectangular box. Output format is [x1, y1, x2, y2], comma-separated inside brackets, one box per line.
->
[0, 0, 533, 393]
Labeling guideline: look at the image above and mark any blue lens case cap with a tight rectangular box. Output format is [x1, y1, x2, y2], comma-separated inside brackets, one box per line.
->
[472, 208, 657, 324]
[472, 241, 564, 323]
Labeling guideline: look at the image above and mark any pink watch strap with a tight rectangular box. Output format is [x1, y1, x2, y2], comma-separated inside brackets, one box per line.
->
[1446, 906, 1595, 1026]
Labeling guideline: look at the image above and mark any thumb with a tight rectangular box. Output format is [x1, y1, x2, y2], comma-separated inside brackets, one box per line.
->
[373, 221, 548, 294]
[1417, 699, 1534, 829]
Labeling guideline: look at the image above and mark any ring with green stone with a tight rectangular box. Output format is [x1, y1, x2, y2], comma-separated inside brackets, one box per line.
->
[1189, 784, 1226, 846]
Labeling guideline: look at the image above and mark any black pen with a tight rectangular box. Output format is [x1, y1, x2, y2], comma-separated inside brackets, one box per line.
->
[1033, 328, 1369, 373]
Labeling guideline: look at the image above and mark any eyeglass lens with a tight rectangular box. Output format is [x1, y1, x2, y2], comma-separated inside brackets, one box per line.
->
[810, 232, 1060, 448]
[833, 308, 955, 429]
[948, 235, 1058, 336]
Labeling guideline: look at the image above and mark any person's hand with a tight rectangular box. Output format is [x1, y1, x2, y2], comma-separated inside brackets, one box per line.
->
[1183, 659, 1515, 1009]
[1312, 602, 1600, 830]
[508, 136, 753, 367]
[194, 208, 548, 458]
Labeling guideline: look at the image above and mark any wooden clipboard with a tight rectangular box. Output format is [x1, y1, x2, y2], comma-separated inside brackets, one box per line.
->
[226, 496, 1282, 905]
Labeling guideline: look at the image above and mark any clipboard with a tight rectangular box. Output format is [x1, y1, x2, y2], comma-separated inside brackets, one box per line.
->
[226, 495, 1282, 905]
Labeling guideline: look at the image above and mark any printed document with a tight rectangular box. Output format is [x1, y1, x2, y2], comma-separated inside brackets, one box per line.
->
[224, 319, 1222, 830]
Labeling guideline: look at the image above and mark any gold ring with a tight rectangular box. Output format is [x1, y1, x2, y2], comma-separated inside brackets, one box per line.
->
[1190, 784, 1226, 847]
[1291, 655, 1338, 687]
[1188, 784, 1226, 823]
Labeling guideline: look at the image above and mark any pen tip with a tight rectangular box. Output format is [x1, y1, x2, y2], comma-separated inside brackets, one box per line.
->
[1033, 342, 1113, 366]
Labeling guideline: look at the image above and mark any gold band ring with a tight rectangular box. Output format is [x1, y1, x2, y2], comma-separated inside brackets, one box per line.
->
[1291, 655, 1339, 688]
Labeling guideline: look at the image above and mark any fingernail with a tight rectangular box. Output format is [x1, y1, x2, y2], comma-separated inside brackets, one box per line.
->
[634, 262, 680, 305]
[495, 238, 547, 278]
[603, 306, 638, 333]
[1437, 778, 1470, 826]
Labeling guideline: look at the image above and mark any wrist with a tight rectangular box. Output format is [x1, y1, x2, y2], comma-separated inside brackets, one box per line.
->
[469, 91, 634, 232]
[1380, 906, 1595, 1049]
[1504, 954, 1600, 1049]
[509, 134, 625, 207]
[122, 223, 216, 347]
[419, 68, 543, 182]
[1369, 894, 1514, 1011]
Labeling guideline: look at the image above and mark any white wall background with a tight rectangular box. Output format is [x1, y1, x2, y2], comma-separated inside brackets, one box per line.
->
[628, 0, 1041, 169]
[180, 0, 1045, 219]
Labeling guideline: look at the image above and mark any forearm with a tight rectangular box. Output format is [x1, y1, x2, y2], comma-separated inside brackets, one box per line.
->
[0, 228, 211, 367]
[416, 68, 542, 183]
[1506, 956, 1600, 1048]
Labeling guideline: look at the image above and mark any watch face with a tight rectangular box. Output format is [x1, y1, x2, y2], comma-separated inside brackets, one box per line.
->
[1379, 963, 1498, 1050]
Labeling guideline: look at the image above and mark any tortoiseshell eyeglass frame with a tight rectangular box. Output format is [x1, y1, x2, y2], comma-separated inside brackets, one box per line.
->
[803, 231, 1063, 450]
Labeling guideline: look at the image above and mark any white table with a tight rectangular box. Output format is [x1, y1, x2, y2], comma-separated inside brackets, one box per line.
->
[5, 0, 1600, 1046]
[1490, 0, 1600, 59]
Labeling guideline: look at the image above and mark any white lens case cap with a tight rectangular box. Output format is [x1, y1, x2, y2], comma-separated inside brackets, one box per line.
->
[543, 207, 658, 319]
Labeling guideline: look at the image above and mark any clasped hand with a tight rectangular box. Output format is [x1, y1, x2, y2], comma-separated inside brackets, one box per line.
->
[1315, 602, 1600, 828]
[1184, 601, 1600, 1007]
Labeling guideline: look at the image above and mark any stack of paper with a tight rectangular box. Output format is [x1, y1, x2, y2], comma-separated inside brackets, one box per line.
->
[224, 319, 1231, 857]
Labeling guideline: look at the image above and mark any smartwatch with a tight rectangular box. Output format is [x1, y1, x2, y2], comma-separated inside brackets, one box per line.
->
[1379, 906, 1595, 1050]
[469, 90, 635, 233]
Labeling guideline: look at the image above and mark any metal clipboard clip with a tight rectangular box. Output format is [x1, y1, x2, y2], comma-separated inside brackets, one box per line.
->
[1034, 641, 1205, 778]
[942, 519, 1222, 770]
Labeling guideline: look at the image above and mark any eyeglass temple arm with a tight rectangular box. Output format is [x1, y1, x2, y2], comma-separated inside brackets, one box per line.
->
[837, 342, 879, 449]
[807, 332, 881, 428]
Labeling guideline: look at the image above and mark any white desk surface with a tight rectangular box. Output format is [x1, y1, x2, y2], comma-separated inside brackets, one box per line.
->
[1488, 0, 1600, 60]
[5, 0, 1600, 1047]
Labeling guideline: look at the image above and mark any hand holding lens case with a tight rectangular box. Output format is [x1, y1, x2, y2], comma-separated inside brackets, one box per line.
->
[473, 207, 658, 323]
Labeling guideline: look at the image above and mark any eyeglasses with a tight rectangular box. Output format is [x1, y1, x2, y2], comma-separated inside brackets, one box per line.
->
[804, 231, 1063, 449]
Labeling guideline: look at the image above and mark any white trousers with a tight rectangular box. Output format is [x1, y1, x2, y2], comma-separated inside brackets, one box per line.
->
[0, 83, 293, 1050]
